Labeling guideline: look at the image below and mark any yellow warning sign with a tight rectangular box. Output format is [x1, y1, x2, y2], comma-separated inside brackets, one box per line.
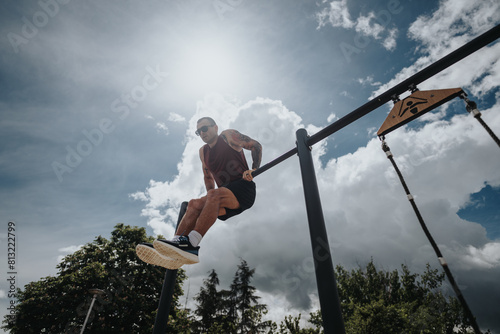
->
[377, 88, 464, 137]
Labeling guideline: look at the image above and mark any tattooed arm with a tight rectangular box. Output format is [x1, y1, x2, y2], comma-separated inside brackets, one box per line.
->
[221, 129, 262, 169]
[199, 147, 215, 191]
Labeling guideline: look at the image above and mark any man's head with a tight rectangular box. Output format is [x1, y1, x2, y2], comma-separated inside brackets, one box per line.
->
[196, 117, 218, 144]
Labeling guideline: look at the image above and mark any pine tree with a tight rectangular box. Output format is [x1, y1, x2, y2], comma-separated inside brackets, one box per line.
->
[193, 269, 227, 333]
[228, 259, 271, 333]
[192, 259, 272, 333]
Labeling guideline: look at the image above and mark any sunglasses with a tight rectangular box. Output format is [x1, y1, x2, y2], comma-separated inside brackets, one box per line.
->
[195, 125, 214, 136]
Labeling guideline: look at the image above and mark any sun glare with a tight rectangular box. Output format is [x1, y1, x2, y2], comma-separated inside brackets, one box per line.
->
[176, 42, 239, 95]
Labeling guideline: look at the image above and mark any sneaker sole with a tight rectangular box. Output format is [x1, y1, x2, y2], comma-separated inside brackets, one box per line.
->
[153, 239, 199, 264]
[135, 244, 185, 269]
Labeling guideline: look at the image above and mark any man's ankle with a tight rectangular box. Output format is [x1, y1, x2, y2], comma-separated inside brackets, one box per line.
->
[188, 230, 203, 247]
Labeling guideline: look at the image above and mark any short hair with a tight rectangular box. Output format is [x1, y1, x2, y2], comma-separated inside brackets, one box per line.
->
[197, 117, 216, 126]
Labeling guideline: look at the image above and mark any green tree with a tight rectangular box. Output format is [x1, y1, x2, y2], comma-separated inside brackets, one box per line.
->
[2, 224, 189, 333]
[275, 261, 475, 334]
[278, 313, 321, 334]
[335, 260, 471, 334]
[192, 269, 230, 333]
[191, 259, 272, 333]
[228, 259, 272, 333]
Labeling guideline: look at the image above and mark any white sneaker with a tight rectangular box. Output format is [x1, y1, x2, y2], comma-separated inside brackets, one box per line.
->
[153, 236, 200, 264]
[135, 243, 185, 269]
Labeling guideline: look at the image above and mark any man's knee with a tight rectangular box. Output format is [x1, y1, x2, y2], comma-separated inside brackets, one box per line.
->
[206, 188, 220, 199]
[188, 198, 205, 211]
[206, 188, 231, 201]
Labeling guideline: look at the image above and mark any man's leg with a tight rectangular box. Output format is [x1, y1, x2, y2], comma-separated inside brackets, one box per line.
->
[174, 196, 207, 236]
[193, 187, 240, 236]
[153, 188, 239, 263]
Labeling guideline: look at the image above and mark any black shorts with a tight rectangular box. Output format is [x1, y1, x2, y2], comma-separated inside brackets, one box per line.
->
[218, 179, 256, 221]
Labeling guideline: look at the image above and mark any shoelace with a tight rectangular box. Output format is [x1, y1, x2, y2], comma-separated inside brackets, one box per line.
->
[177, 236, 189, 243]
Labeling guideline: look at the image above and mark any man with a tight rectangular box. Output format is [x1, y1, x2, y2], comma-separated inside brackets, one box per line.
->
[136, 117, 262, 269]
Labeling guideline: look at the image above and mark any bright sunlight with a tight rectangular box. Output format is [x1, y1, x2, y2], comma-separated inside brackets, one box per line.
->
[175, 41, 240, 95]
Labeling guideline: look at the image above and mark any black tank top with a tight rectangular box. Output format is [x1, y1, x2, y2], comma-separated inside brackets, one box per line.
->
[203, 136, 249, 187]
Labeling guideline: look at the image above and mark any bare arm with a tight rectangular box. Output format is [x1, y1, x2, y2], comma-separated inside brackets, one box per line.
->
[221, 129, 262, 169]
[199, 148, 215, 191]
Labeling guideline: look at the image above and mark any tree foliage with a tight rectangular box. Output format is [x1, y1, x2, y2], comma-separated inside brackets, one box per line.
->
[192, 259, 272, 334]
[2, 224, 189, 333]
[278, 313, 321, 334]
[3, 225, 481, 334]
[274, 260, 475, 334]
[192, 269, 229, 333]
[336, 259, 470, 334]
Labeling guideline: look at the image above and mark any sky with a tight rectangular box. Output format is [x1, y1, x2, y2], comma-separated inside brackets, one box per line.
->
[0, 0, 499, 332]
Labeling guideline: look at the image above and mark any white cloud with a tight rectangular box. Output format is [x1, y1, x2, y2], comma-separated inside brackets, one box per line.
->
[355, 12, 385, 39]
[316, 0, 355, 30]
[57, 245, 83, 263]
[327, 113, 337, 123]
[463, 243, 500, 269]
[339, 91, 352, 99]
[382, 27, 398, 51]
[357, 75, 381, 87]
[168, 112, 186, 122]
[372, 0, 500, 99]
[0, 290, 6, 299]
[136, 0, 500, 326]
[156, 122, 169, 135]
[316, 0, 400, 50]
[58, 245, 83, 253]
[134, 91, 500, 314]
[408, 0, 500, 55]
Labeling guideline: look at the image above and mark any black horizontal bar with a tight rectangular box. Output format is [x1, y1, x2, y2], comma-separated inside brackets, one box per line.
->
[252, 147, 297, 178]
[308, 24, 500, 146]
[252, 24, 500, 178]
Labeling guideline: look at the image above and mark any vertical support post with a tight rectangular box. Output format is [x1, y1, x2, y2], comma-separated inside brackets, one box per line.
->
[296, 129, 345, 334]
[152, 201, 188, 334]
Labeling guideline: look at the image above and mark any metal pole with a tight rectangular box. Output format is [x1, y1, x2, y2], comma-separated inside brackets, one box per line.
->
[296, 128, 345, 334]
[80, 289, 104, 334]
[152, 201, 188, 334]
[80, 295, 97, 334]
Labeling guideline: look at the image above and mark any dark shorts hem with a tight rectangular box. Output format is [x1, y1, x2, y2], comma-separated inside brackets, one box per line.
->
[218, 179, 256, 221]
